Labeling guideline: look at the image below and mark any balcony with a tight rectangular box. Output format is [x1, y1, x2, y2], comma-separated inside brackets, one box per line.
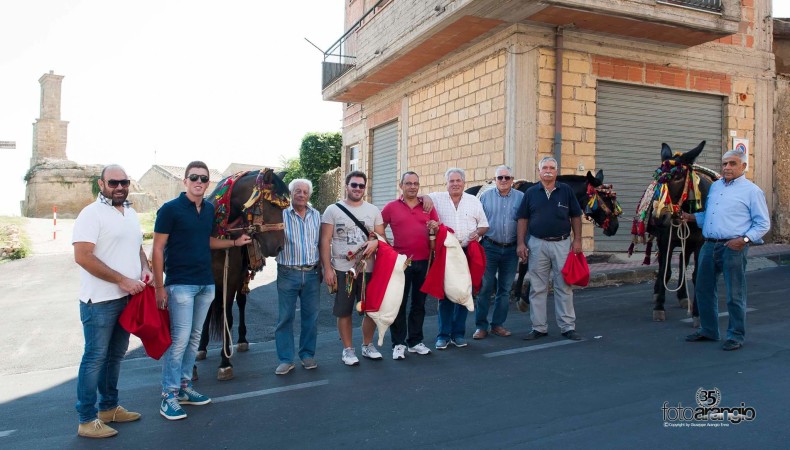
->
[323, 0, 740, 103]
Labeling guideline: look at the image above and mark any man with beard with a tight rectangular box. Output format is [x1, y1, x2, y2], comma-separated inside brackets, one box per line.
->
[320, 170, 385, 365]
[381, 171, 439, 360]
[517, 157, 583, 341]
[73, 164, 151, 438]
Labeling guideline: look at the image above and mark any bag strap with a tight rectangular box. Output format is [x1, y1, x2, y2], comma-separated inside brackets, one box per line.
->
[335, 202, 370, 237]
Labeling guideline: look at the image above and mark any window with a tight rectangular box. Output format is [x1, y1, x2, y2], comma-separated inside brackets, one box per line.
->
[348, 144, 360, 172]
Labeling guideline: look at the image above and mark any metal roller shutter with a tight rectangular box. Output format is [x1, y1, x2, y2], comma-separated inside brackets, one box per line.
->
[595, 82, 723, 252]
[370, 121, 398, 210]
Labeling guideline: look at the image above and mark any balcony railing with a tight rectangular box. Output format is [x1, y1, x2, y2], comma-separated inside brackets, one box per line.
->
[322, 0, 385, 89]
[657, 0, 722, 13]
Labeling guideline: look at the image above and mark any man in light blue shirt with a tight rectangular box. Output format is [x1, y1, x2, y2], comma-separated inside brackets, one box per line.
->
[473, 165, 524, 339]
[682, 149, 770, 351]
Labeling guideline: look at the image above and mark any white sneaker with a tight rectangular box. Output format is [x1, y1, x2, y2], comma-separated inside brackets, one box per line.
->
[392, 344, 406, 360]
[407, 342, 432, 355]
[361, 343, 383, 360]
[342, 347, 359, 366]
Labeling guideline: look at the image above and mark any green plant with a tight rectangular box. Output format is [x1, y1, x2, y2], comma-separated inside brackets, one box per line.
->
[0, 217, 31, 262]
[298, 132, 341, 202]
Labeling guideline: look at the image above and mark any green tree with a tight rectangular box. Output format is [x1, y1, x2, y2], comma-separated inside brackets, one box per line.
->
[279, 156, 304, 185]
[298, 132, 341, 202]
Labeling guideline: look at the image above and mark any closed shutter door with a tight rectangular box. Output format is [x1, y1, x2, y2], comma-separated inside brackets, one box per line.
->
[595, 82, 723, 252]
[371, 121, 398, 210]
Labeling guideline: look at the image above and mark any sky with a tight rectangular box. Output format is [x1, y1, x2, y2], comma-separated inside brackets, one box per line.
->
[0, 0, 345, 215]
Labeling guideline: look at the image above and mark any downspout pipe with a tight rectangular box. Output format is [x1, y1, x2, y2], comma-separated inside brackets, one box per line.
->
[553, 26, 563, 170]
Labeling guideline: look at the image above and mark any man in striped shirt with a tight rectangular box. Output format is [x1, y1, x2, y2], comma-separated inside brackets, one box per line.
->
[274, 178, 322, 375]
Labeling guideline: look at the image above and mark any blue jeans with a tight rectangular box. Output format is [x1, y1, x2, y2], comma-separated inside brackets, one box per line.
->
[161, 284, 214, 395]
[275, 266, 320, 363]
[76, 296, 131, 423]
[438, 300, 468, 341]
[695, 241, 749, 343]
[475, 240, 519, 330]
[391, 260, 428, 347]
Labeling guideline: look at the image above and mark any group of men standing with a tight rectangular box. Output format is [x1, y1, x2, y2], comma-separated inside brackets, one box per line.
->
[72, 147, 770, 438]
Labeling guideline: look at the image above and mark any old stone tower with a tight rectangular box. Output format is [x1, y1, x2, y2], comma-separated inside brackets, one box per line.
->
[31, 71, 69, 164]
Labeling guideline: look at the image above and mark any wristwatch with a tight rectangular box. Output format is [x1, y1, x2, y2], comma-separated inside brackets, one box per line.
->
[742, 236, 750, 244]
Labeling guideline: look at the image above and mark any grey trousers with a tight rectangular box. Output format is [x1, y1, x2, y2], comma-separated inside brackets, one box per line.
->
[527, 235, 576, 333]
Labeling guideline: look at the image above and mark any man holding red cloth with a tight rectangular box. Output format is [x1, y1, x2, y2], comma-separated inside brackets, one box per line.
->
[381, 172, 439, 360]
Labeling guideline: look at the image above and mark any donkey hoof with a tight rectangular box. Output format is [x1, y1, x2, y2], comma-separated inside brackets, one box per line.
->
[236, 342, 249, 352]
[692, 317, 700, 328]
[196, 350, 207, 361]
[652, 293, 659, 302]
[516, 299, 529, 313]
[217, 367, 234, 381]
[652, 310, 666, 321]
[678, 298, 690, 309]
[192, 366, 199, 382]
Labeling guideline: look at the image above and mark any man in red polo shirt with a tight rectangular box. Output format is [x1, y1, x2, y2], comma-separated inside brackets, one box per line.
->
[381, 171, 439, 360]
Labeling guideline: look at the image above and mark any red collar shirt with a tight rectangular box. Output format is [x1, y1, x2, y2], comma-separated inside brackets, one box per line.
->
[381, 196, 439, 261]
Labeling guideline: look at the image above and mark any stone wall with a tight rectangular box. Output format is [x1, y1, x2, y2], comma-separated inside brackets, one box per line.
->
[23, 160, 103, 218]
[316, 167, 343, 213]
[774, 76, 790, 242]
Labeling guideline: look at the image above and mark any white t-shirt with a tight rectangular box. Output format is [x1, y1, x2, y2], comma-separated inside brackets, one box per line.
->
[322, 201, 383, 272]
[72, 199, 143, 303]
[428, 192, 489, 247]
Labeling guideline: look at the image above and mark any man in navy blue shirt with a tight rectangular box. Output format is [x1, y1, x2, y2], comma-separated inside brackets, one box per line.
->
[152, 161, 250, 420]
[682, 149, 770, 351]
[517, 157, 583, 341]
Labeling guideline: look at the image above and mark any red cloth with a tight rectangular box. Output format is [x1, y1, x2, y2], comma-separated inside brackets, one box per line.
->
[466, 239, 486, 295]
[561, 251, 590, 287]
[119, 285, 171, 360]
[364, 239, 399, 312]
[420, 225, 450, 299]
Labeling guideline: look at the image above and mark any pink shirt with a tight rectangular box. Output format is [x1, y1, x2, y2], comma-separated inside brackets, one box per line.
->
[381, 197, 439, 261]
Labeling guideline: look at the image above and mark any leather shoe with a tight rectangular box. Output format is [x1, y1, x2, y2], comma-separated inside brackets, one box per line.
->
[722, 340, 743, 351]
[490, 326, 512, 337]
[685, 332, 717, 342]
[472, 329, 487, 339]
[97, 405, 141, 423]
[523, 330, 548, 340]
[562, 330, 582, 341]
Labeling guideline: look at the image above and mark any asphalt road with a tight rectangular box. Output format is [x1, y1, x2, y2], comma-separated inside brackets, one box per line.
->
[1, 239, 788, 449]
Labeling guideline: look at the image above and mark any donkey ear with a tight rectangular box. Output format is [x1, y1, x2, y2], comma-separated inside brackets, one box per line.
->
[661, 143, 673, 161]
[679, 140, 706, 165]
[595, 169, 604, 183]
[586, 171, 602, 187]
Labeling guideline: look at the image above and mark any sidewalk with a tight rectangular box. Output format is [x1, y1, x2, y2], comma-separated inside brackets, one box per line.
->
[585, 242, 790, 287]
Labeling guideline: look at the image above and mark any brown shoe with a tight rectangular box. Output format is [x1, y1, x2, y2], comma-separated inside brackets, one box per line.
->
[490, 326, 512, 337]
[78, 419, 118, 438]
[98, 405, 141, 423]
[472, 329, 488, 339]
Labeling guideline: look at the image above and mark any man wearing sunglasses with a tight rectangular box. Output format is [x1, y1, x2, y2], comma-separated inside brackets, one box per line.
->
[474, 165, 524, 340]
[152, 161, 251, 420]
[73, 164, 151, 438]
[320, 170, 385, 366]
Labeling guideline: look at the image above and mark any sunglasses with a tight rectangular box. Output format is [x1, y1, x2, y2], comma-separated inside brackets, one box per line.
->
[187, 174, 210, 183]
[349, 182, 366, 189]
[105, 179, 130, 188]
[496, 176, 513, 181]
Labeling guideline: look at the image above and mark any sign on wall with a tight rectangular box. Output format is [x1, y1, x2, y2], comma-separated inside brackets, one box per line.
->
[732, 137, 749, 171]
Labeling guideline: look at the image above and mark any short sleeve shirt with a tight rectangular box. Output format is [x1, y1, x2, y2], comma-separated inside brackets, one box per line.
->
[322, 201, 383, 272]
[154, 193, 215, 285]
[72, 198, 143, 303]
[517, 182, 582, 239]
[381, 197, 439, 261]
[428, 192, 489, 247]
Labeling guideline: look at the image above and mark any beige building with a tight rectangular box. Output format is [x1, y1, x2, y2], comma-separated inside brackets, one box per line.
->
[323, 0, 776, 251]
[138, 165, 224, 208]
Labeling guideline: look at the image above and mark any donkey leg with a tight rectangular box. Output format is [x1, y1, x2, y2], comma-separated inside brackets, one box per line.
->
[196, 305, 212, 361]
[515, 261, 529, 312]
[676, 248, 693, 310]
[236, 292, 249, 352]
[653, 249, 668, 321]
[217, 295, 235, 381]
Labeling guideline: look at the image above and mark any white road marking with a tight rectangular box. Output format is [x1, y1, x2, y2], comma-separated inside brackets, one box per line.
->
[680, 307, 756, 323]
[483, 339, 582, 358]
[212, 380, 329, 403]
[0, 430, 17, 438]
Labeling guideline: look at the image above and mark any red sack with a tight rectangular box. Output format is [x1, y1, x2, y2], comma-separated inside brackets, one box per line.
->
[561, 251, 590, 287]
[119, 285, 172, 360]
[465, 239, 486, 296]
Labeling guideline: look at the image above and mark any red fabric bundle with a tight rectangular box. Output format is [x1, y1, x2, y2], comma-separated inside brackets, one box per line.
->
[561, 251, 590, 287]
[119, 285, 172, 360]
[364, 239, 399, 313]
[420, 225, 450, 299]
[465, 239, 486, 295]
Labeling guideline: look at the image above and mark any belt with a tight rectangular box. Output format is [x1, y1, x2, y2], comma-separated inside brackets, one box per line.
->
[704, 238, 733, 243]
[541, 235, 569, 242]
[279, 264, 319, 272]
[484, 237, 516, 248]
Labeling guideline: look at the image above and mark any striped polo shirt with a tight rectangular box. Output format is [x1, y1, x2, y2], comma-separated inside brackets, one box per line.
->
[275, 205, 321, 266]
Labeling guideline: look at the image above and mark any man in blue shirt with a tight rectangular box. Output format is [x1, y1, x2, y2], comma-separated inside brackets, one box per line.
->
[473, 165, 524, 339]
[274, 179, 321, 375]
[152, 161, 251, 420]
[517, 157, 583, 341]
[682, 150, 770, 351]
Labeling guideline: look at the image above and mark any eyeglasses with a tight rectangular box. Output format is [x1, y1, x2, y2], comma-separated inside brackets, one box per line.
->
[496, 176, 513, 181]
[349, 182, 366, 189]
[402, 182, 420, 187]
[187, 174, 210, 183]
[105, 179, 130, 188]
